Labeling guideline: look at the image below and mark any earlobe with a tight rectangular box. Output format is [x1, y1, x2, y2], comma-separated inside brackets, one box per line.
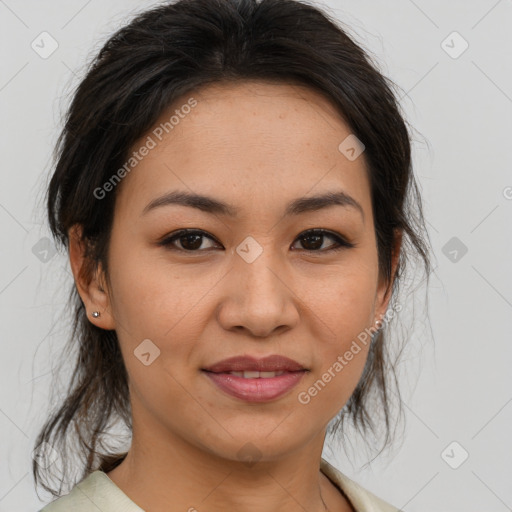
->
[68, 224, 116, 330]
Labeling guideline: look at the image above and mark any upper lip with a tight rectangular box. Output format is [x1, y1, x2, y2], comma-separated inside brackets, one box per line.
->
[202, 355, 307, 373]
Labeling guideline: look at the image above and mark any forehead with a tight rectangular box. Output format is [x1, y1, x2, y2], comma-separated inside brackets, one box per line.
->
[189, 79, 344, 120]
[115, 79, 371, 222]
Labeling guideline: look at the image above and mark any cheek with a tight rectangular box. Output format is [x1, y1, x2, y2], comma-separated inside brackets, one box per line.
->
[297, 284, 374, 420]
[108, 245, 205, 339]
[107, 246, 211, 383]
[297, 346, 370, 424]
[301, 264, 377, 343]
[297, 266, 375, 408]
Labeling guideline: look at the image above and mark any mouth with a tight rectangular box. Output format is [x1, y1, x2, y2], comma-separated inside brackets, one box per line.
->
[201, 354, 309, 402]
[202, 354, 307, 374]
[202, 369, 299, 378]
[202, 370, 307, 402]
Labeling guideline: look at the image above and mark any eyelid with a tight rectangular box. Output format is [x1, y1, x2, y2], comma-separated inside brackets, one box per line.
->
[294, 228, 355, 253]
[157, 229, 221, 251]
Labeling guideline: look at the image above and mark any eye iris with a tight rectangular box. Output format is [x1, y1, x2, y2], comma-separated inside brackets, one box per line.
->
[180, 233, 203, 250]
[301, 233, 323, 250]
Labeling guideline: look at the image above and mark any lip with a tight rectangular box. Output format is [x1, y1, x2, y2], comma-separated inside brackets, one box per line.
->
[202, 354, 306, 373]
[203, 370, 307, 402]
[202, 355, 308, 403]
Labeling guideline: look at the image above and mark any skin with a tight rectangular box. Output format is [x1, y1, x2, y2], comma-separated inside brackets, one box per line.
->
[69, 80, 401, 512]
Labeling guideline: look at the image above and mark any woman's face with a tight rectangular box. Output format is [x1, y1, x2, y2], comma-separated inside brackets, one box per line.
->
[83, 80, 398, 462]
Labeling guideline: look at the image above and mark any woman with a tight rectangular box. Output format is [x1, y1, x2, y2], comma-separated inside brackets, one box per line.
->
[34, 0, 432, 510]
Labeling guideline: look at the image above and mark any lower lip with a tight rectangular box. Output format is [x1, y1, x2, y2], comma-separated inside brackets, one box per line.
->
[202, 370, 307, 402]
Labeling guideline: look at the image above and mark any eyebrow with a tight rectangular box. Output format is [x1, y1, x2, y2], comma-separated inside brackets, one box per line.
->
[141, 189, 365, 222]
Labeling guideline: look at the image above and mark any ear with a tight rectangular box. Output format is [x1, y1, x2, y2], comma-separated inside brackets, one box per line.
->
[374, 228, 403, 322]
[68, 224, 116, 330]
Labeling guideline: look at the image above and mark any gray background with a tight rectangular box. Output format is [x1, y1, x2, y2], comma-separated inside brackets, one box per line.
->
[1, 0, 511, 510]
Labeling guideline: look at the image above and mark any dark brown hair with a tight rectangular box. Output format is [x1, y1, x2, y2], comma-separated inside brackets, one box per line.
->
[34, 0, 432, 497]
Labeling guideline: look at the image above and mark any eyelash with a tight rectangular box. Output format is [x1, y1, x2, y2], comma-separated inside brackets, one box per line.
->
[158, 228, 355, 254]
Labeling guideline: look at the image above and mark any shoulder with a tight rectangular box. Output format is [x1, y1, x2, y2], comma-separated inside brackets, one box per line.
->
[320, 458, 402, 512]
[39, 470, 144, 512]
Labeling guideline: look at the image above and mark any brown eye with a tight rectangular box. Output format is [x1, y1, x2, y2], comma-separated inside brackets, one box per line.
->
[159, 230, 220, 252]
[158, 228, 354, 254]
[292, 229, 354, 252]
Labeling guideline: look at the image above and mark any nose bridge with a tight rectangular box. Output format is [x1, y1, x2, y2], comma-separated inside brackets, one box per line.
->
[218, 234, 298, 336]
[235, 234, 283, 302]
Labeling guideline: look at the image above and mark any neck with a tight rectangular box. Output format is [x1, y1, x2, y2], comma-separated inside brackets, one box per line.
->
[106, 421, 345, 512]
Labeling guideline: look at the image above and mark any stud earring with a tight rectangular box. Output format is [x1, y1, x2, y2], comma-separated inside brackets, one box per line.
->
[92, 311, 100, 318]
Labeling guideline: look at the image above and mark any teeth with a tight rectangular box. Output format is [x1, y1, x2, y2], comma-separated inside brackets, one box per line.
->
[228, 370, 286, 378]
[260, 371, 281, 378]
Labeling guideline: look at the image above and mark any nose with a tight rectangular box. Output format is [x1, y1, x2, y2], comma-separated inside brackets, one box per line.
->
[216, 244, 300, 338]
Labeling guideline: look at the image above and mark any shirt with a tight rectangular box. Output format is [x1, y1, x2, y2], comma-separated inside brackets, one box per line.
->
[39, 457, 400, 512]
